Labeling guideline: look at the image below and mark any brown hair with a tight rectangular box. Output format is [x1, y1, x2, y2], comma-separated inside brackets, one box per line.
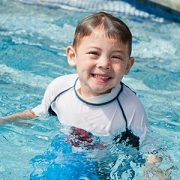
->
[73, 12, 132, 56]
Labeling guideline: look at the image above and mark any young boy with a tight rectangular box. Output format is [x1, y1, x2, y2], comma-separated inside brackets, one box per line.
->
[0, 12, 160, 164]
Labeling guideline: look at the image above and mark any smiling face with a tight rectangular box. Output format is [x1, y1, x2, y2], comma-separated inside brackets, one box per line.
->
[67, 26, 134, 97]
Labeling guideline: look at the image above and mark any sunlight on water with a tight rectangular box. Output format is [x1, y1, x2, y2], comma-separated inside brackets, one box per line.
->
[0, 0, 179, 179]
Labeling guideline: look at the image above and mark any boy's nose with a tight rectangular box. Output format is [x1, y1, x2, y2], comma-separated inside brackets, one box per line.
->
[97, 57, 111, 70]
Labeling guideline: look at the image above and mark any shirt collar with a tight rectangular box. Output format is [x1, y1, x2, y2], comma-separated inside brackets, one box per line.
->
[74, 78, 122, 105]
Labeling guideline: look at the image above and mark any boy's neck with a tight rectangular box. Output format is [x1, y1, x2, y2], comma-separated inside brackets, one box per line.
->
[74, 79, 122, 104]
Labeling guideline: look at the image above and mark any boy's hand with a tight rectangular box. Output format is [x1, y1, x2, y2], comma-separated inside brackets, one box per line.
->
[0, 118, 5, 123]
[144, 154, 177, 180]
[0, 110, 36, 124]
[144, 164, 176, 180]
[147, 154, 162, 164]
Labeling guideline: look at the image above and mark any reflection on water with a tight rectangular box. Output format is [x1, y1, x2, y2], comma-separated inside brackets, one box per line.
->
[0, 0, 179, 179]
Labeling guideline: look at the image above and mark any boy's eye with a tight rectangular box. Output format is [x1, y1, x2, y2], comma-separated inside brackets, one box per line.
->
[111, 55, 124, 61]
[87, 51, 100, 58]
[87, 51, 99, 56]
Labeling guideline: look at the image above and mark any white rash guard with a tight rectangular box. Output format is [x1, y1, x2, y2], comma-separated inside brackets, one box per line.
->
[32, 73, 149, 147]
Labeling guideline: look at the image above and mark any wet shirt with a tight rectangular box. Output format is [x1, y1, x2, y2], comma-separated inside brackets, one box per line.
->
[32, 74, 149, 149]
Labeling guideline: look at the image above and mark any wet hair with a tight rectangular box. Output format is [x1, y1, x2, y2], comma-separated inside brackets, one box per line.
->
[73, 12, 132, 56]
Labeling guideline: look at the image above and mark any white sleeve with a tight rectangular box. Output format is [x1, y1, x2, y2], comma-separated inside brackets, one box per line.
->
[128, 97, 159, 153]
[31, 74, 78, 117]
[31, 78, 60, 117]
[140, 128, 161, 154]
[120, 87, 148, 145]
[128, 99, 149, 145]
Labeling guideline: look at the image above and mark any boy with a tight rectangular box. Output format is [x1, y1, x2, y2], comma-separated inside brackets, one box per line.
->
[0, 12, 160, 165]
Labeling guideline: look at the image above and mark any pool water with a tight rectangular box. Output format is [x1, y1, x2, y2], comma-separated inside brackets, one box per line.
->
[0, 0, 180, 179]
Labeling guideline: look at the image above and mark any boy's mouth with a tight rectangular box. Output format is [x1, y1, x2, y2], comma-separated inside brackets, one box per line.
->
[91, 73, 111, 81]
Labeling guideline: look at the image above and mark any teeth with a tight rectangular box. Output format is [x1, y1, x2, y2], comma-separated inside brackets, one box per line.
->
[94, 74, 110, 80]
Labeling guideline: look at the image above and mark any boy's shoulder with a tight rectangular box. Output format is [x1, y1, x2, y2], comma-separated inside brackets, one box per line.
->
[122, 83, 136, 94]
[121, 82, 136, 97]
[120, 83, 144, 109]
[52, 73, 78, 85]
[46, 73, 78, 94]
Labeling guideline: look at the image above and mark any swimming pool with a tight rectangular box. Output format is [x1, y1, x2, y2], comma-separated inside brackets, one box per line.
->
[0, 0, 179, 179]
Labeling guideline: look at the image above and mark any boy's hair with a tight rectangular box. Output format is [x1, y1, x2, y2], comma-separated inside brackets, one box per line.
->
[73, 12, 132, 56]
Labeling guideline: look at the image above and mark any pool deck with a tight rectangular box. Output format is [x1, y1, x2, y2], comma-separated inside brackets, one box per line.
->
[148, 0, 180, 12]
[18, 0, 180, 22]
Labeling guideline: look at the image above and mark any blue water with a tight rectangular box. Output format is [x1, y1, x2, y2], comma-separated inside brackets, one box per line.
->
[0, 0, 180, 179]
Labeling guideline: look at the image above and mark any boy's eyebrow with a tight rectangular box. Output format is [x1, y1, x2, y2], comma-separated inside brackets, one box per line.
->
[111, 49, 125, 53]
[86, 46, 101, 50]
[86, 46, 125, 53]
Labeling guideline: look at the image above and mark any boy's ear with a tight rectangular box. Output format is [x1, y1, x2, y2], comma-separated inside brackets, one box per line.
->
[125, 57, 134, 74]
[66, 46, 76, 67]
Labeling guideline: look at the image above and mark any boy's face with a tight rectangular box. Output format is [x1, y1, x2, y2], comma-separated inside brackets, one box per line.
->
[67, 27, 134, 97]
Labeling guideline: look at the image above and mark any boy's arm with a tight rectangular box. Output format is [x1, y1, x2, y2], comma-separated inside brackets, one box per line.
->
[0, 109, 36, 123]
[144, 154, 176, 179]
